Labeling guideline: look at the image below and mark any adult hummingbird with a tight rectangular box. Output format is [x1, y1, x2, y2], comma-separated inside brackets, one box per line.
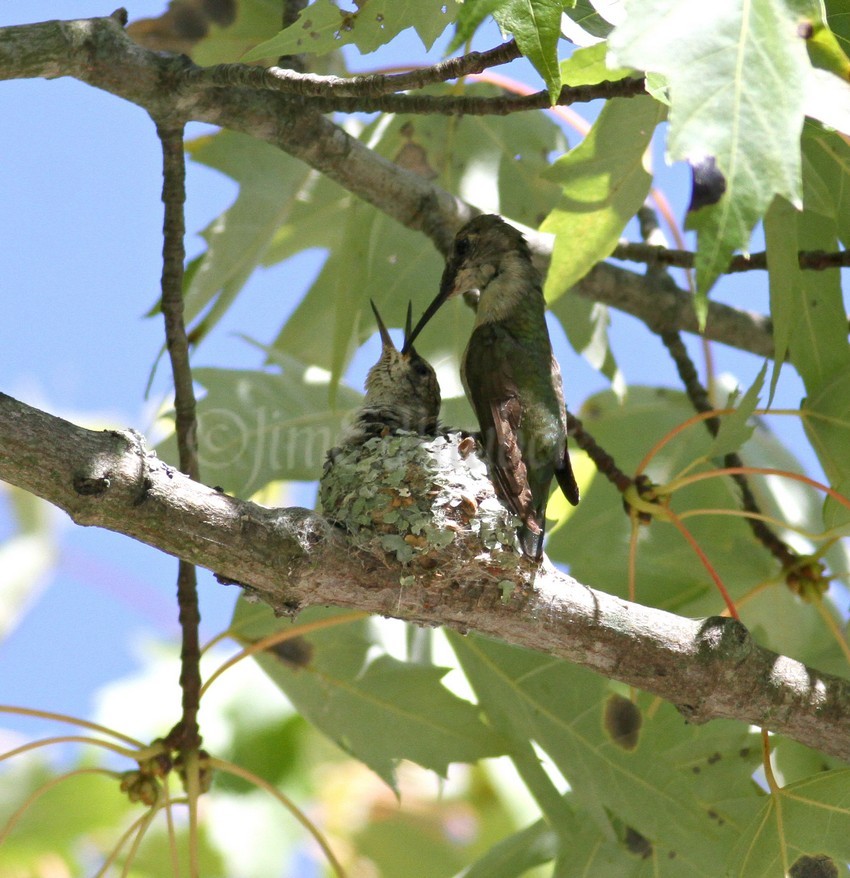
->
[405, 214, 579, 560]
[339, 300, 441, 446]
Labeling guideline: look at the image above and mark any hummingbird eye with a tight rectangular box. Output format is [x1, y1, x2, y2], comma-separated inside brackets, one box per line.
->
[453, 235, 472, 261]
[412, 359, 431, 377]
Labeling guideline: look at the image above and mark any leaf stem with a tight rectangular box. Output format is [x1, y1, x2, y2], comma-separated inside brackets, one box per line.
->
[200, 611, 368, 697]
[209, 756, 347, 878]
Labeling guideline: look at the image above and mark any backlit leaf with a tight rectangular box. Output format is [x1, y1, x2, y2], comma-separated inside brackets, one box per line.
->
[559, 42, 634, 86]
[191, 0, 282, 64]
[610, 0, 809, 298]
[270, 86, 566, 389]
[541, 95, 663, 301]
[449, 632, 762, 871]
[449, 0, 512, 52]
[183, 131, 314, 340]
[494, 0, 566, 102]
[729, 770, 850, 877]
[242, 0, 456, 61]
[547, 386, 850, 668]
[232, 604, 505, 789]
[707, 362, 766, 459]
[159, 353, 362, 495]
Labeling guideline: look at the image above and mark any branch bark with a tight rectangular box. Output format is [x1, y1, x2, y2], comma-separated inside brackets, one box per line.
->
[1, 391, 848, 762]
[189, 40, 523, 97]
[0, 13, 775, 357]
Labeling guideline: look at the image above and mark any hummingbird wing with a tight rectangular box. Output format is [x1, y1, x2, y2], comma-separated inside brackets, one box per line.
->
[463, 323, 540, 542]
[549, 355, 580, 507]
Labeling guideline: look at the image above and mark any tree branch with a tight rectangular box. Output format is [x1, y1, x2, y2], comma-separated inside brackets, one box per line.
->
[613, 240, 850, 274]
[659, 330, 798, 570]
[211, 75, 648, 115]
[188, 40, 523, 97]
[0, 13, 776, 357]
[155, 117, 203, 755]
[1, 391, 849, 762]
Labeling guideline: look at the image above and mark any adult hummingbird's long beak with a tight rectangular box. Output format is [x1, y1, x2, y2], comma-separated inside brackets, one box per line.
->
[369, 299, 396, 351]
[402, 263, 460, 353]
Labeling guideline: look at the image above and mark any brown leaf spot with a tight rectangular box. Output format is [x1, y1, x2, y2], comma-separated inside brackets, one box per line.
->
[603, 693, 642, 750]
[789, 854, 839, 878]
[624, 826, 652, 859]
[268, 636, 313, 669]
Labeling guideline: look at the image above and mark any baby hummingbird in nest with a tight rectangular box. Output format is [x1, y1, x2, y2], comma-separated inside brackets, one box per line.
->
[339, 300, 441, 446]
[406, 214, 579, 560]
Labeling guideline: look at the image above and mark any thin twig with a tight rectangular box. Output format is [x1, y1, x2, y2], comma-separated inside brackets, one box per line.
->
[566, 411, 633, 494]
[190, 39, 521, 97]
[189, 58, 645, 113]
[613, 241, 850, 273]
[306, 75, 647, 114]
[658, 330, 798, 570]
[156, 118, 203, 755]
[158, 123, 199, 483]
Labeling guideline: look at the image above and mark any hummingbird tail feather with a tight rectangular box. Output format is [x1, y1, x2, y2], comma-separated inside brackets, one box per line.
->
[555, 451, 580, 506]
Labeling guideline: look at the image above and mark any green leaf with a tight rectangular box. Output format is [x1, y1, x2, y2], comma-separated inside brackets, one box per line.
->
[355, 805, 472, 877]
[449, 0, 513, 52]
[805, 7, 850, 80]
[183, 131, 314, 340]
[707, 362, 766, 459]
[610, 0, 809, 297]
[0, 759, 134, 866]
[786, 210, 850, 392]
[270, 88, 566, 388]
[803, 363, 850, 490]
[772, 737, 847, 787]
[549, 295, 624, 391]
[728, 770, 850, 877]
[278, 652, 505, 788]
[541, 95, 664, 301]
[825, 0, 850, 60]
[804, 67, 850, 137]
[561, 0, 615, 43]
[804, 125, 850, 248]
[191, 0, 283, 65]
[215, 714, 306, 793]
[459, 819, 558, 878]
[547, 386, 850, 667]
[764, 197, 799, 403]
[494, 0, 566, 103]
[123, 823, 228, 877]
[272, 200, 446, 394]
[159, 354, 362, 495]
[233, 604, 505, 790]
[449, 633, 763, 871]
[559, 42, 635, 86]
[241, 0, 457, 61]
[767, 136, 850, 467]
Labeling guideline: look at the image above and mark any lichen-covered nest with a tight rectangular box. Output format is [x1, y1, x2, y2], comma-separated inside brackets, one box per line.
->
[319, 432, 521, 568]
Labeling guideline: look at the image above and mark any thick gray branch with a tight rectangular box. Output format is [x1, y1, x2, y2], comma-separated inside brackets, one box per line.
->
[1, 392, 847, 760]
[0, 13, 775, 356]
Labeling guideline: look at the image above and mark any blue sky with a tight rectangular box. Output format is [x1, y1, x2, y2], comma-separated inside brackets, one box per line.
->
[0, 2, 816, 745]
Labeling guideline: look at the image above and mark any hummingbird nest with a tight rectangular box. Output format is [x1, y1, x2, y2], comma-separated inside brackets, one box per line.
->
[319, 431, 523, 568]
